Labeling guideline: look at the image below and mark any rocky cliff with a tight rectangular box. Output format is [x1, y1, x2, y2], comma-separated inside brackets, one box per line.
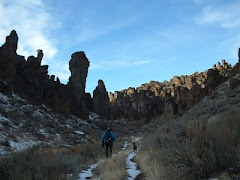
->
[108, 56, 240, 122]
[0, 30, 90, 119]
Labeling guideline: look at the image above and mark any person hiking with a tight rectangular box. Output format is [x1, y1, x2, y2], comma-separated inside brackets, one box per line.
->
[101, 128, 115, 158]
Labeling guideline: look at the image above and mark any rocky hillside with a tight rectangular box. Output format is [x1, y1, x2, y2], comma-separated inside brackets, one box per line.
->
[0, 91, 99, 155]
[136, 73, 240, 179]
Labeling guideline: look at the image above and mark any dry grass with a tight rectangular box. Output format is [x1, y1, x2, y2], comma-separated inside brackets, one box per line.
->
[93, 152, 127, 180]
[136, 149, 165, 180]
[0, 142, 105, 180]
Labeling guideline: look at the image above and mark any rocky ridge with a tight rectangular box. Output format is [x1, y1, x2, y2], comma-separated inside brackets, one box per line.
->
[108, 52, 240, 123]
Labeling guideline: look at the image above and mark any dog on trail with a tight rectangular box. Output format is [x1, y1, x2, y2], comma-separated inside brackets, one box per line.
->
[133, 142, 138, 152]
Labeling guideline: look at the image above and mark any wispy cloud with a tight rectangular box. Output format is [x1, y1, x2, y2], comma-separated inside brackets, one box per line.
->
[0, 0, 58, 63]
[134, 60, 152, 66]
[195, 1, 240, 28]
[76, 16, 138, 44]
[89, 59, 153, 70]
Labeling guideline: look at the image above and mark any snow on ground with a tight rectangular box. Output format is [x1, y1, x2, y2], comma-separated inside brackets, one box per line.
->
[131, 136, 141, 142]
[39, 129, 49, 137]
[9, 139, 39, 152]
[78, 162, 99, 180]
[74, 130, 85, 135]
[0, 115, 12, 127]
[12, 93, 26, 103]
[0, 92, 9, 103]
[89, 112, 99, 121]
[122, 141, 129, 150]
[0, 115, 10, 122]
[126, 152, 141, 180]
[33, 109, 45, 118]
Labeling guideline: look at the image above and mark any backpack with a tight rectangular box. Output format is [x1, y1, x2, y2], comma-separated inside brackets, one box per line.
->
[105, 131, 115, 141]
[110, 132, 115, 141]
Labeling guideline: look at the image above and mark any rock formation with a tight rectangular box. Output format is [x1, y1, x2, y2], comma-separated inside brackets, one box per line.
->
[93, 80, 109, 118]
[108, 59, 239, 121]
[0, 30, 18, 79]
[238, 48, 240, 62]
[68, 52, 90, 101]
[0, 30, 90, 119]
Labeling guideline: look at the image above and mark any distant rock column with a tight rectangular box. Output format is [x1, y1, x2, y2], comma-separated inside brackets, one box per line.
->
[69, 52, 90, 101]
[238, 48, 240, 72]
[93, 79, 109, 119]
[1, 30, 18, 58]
[238, 48, 240, 63]
[0, 30, 18, 78]
[37, 49, 44, 64]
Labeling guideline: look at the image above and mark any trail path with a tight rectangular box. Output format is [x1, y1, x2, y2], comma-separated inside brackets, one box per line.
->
[77, 138, 142, 180]
[78, 163, 99, 180]
[77, 141, 129, 180]
[126, 152, 141, 180]
[126, 137, 142, 180]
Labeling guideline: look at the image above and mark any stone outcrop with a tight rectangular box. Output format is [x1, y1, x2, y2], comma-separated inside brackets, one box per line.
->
[0, 30, 90, 119]
[93, 80, 109, 118]
[0, 30, 18, 79]
[108, 58, 240, 121]
[68, 52, 89, 101]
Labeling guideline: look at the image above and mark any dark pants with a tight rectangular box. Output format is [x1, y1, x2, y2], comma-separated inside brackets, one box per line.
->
[104, 140, 113, 158]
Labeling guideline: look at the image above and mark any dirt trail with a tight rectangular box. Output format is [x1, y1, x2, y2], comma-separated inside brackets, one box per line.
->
[77, 138, 143, 180]
[77, 141, 129, 180]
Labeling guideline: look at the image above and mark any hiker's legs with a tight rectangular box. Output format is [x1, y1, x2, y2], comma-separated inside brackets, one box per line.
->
[109, 141, 113, 157]
[105, 141, 109, 158]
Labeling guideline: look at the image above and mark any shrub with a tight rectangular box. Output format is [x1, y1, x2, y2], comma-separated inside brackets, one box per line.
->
[160, 111, 240, 179]
[139, 110, 240, 179]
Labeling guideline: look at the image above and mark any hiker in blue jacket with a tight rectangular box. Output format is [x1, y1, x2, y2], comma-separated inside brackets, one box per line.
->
[101, 128, 115, 158]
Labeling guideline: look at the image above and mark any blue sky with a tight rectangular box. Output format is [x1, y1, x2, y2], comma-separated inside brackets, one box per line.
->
[0, 0, 240, 93]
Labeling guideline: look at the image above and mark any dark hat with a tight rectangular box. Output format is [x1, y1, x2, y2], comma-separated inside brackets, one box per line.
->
[107, 128, 110, 131]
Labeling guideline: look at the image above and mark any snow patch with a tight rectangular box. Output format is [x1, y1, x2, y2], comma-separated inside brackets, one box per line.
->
[56, 133, 61, 140]
[74, 130, 85, 135]
[0, 115, 10, 122]
[33, 109, 45, 118]
[9, 140, 38, 151]
[39, 129, 48, 137]
[122, 141, 129, 150]
[12, 93, 26, 102]
[0, 92, 9, 103]
[132, 137, 141, 142]
[66, 124, 72, 129]
[89, 112, 99, 121]
[126, 152, 141, 180]
[78, 162, 99, 180]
